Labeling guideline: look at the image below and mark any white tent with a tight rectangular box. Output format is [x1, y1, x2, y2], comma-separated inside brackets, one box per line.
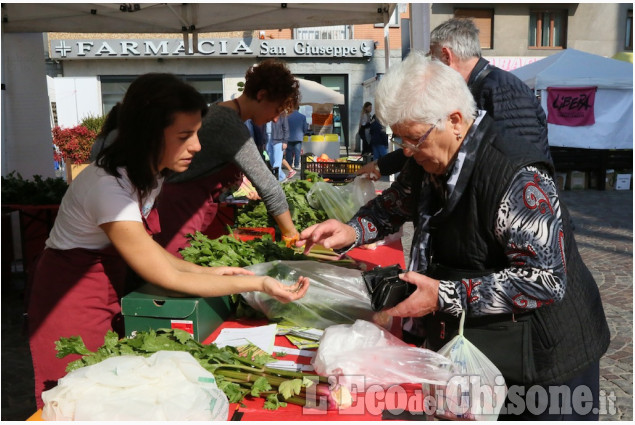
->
[511, 49, 633, 150]
[1, 3, 395, 34]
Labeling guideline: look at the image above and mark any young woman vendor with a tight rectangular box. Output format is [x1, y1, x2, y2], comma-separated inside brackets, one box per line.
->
[27, 73, 309, 409]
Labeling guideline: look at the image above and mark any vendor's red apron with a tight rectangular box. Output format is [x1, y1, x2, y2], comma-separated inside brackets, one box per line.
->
[28, 208, 160, 409]
[154, 163, 242, 257]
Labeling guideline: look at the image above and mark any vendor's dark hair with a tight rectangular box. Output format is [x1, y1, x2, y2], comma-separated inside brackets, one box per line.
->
[243, 59, 300, 111]
[97, 73, 207, 200]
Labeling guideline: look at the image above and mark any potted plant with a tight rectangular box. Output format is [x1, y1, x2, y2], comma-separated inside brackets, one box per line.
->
[52, 114, 105, 182]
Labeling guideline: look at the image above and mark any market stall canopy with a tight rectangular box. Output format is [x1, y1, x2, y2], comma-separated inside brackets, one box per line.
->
[511, 48, 633, 90]
[1, 3, 396, 33]
[511, 48, 633, 150]
[297, 78, 344, 105]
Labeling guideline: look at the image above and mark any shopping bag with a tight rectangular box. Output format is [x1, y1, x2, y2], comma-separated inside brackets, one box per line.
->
[243, 260, 386, 329]
[41, 351, 229, 421]
[428, 311, 508, 421]
[306, 175, 375, 223]
[312, 320, 452, 391]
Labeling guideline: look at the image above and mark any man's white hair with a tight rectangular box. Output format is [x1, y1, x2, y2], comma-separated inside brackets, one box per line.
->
[430, 18, 482, 61]
[375, 51, 476, 128]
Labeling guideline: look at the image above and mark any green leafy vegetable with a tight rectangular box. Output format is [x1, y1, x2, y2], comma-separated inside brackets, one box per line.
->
[179, 231, 308, 268]
[235, 172, 329, 230]
[55, 329, 331, 411]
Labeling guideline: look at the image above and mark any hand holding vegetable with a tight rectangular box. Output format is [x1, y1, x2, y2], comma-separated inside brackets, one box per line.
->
[262, 275, 310, 303]
[382, 271, 440, 318]
[297, 219, 357, 254]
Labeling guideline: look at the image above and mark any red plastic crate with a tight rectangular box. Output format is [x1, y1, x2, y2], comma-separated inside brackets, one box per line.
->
[231, 227, 276, 242]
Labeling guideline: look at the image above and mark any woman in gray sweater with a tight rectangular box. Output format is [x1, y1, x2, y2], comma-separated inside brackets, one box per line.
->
[155, 60, 301, 256]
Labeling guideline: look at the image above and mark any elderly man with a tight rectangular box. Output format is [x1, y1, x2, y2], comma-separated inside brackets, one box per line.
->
[359, 17, 550, 179]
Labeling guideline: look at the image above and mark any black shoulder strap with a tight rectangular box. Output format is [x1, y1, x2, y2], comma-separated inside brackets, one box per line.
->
[469, 65, 493, 101]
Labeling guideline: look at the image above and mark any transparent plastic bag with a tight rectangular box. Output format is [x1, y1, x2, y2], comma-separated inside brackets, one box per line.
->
[243, 260, 387, 329]
[42, 351, 229, 421]
[427, 312, 508, 421]
[312, 320, 452, 391]
[306, 175, 376, 222]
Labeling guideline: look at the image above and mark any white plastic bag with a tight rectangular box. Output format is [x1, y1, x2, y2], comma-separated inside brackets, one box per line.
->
[312, 320, 452, 391]
[243, 260, 385, 329]
[428, 312, 508, 421]
[42, 351, 229, 421]
[306, 175, 376, 222]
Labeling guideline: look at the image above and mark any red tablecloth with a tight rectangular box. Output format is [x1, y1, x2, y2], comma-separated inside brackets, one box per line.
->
[346, 239, 406, 270]
[28, 239, 412, 421]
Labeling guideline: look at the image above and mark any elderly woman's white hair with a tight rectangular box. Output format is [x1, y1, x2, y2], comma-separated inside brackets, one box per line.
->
[375, 51, 476, 128]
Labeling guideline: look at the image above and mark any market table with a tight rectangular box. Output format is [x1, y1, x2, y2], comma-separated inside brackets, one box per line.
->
[28, 240, 413, 421]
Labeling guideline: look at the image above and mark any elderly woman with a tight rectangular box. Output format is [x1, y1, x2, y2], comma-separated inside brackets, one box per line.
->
[297, 53, 609, 420]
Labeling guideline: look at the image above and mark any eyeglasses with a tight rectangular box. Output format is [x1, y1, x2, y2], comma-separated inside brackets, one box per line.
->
[390, 124, 436, 151]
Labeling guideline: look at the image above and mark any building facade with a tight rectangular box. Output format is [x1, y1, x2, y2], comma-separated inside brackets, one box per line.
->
[42, 3, 632, 161]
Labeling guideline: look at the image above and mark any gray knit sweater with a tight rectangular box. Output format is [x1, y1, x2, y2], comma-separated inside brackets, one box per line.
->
[167, 104, 289, 216]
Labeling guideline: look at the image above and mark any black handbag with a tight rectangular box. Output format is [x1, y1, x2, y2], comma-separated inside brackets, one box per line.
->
[424, 312, 536, 385]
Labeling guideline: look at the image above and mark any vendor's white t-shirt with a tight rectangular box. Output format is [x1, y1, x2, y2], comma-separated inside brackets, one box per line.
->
[46, 164, 164, 250]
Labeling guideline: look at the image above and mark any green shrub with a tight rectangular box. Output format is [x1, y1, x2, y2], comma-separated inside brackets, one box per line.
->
[80, 114, 107, 135]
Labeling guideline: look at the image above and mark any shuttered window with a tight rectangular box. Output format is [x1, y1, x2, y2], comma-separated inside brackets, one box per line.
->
[454, 8, 493, 49]
[529, 9, 567, 48]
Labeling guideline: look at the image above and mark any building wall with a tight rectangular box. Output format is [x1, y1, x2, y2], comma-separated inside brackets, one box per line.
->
[54, 47, 399, 148]
[430, 3, 629, 58]
[42, 2, 630, 165]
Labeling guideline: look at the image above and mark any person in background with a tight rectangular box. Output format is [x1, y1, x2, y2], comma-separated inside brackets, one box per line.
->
[368, 114, 388, 161]
[28, 73, 309, 409]
[266, 112, 289, 182]
[358, 101, 373, 155]
[298, 53, 608, 420]
[154, 59, 302, 256]
[285, 106, 309, 171]
[357, 17, 550, 180]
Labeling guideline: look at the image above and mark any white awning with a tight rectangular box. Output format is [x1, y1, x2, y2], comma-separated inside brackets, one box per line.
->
[1, 3, 396, 34]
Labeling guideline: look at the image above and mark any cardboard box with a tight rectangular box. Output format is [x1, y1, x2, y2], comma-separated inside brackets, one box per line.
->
[568, 171, 587, 190]
[615, 174, 632, 190]
[121, 284, 231, 342]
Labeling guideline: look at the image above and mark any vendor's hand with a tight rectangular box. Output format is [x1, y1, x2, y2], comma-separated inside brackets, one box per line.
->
[262, 276, 310, 303]
[296, 219, 356, 254]
[245, 190, 261, 201]
[356, 161, 381, 181]
[282, 143, 288, 150]
[383, 271, 440, 317]
[206, 266, 255, 276]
